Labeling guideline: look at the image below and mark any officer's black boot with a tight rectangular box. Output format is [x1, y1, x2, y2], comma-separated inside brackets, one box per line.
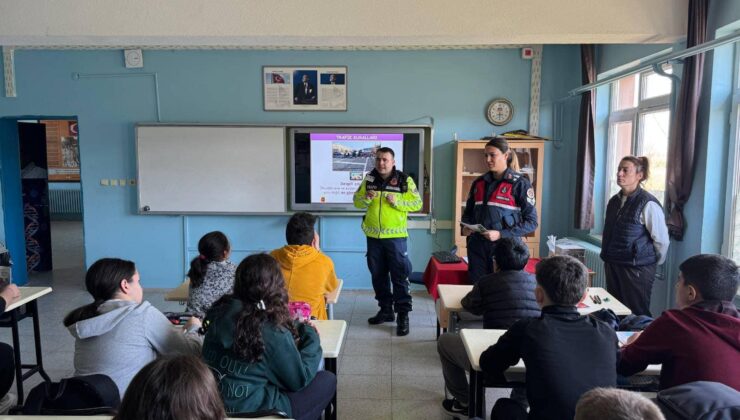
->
[368, 308, 395, 325]
[396, 312, 410, 336]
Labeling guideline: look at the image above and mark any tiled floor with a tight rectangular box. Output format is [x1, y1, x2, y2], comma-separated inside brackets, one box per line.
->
[4, 221, 511, 419]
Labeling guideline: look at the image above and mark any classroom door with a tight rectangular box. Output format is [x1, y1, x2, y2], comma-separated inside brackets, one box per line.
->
[18, 122, 53, 273]
[0, 119, 27, 284]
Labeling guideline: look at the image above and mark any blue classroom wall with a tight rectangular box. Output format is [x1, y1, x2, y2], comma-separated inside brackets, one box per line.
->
[0, 47, 581, 288]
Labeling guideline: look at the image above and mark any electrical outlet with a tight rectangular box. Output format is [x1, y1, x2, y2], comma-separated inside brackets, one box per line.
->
[100, 179, 109, 186]
[430, 218, 437, 234]
[110, 179, 119, 186]
[129, 179, 137, 186]
[119, 179, 127, 186]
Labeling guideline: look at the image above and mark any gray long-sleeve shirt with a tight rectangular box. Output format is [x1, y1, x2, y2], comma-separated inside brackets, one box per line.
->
[67, 299, 202, 397]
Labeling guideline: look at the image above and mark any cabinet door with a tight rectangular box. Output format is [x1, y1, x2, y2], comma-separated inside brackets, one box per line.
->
[510, 142, 544, 257]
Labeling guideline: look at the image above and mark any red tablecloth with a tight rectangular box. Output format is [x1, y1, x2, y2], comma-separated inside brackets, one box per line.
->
[423, 256, 540, 300]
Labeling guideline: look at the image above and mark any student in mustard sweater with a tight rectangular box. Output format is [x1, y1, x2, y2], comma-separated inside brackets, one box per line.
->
[202, 254, 336, 419]
[270, 212, 339, 320]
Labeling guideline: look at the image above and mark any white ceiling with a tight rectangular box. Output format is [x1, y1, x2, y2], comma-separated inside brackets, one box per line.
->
[0, 0, 687, 48]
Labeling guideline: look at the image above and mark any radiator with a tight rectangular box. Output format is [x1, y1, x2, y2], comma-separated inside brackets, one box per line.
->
[563, 237, 607, 288]
[49, 188, 82, 219]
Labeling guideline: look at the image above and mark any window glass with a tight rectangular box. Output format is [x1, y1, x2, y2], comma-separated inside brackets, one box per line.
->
[607, 121, 633, 198]
[642, 67, 673, 100]
[612, 74, 639, 111]
[639, 110, 670, 205]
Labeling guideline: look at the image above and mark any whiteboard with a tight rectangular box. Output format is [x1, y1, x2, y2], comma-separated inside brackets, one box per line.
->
[136, 125, 286, 214]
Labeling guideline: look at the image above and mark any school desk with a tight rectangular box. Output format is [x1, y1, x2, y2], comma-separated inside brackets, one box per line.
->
[0, 286, 53, 405]
[459, 328, 661, 418]
[437, 285, 631, 338]
[165, 278, 344, 320]
[314, 319, 347, 420]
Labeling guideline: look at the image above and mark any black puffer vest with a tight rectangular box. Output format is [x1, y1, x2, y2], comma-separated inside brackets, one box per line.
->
[600, 188, 661, 266]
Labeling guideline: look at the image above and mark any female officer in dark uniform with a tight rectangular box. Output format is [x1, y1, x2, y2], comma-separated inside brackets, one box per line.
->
[461, 137, 538, 284]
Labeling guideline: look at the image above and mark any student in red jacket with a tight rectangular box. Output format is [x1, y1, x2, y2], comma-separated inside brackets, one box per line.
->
[618, 254, 740, 391]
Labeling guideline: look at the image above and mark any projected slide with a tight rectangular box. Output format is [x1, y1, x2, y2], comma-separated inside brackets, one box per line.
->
[310, 133, 404, 203]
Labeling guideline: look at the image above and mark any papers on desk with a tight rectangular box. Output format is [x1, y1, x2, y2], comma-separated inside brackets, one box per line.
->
[616, 331, 636, 347]
[462, 256, 468, 264]
[460, 222, 487, 233]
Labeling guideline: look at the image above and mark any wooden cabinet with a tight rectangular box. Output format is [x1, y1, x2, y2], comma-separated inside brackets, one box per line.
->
[453, 139, 545, 258]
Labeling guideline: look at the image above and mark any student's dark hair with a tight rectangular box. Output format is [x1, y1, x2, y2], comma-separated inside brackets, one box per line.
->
[535, 255, 588, 305]
[493, 237, 530, 271]
[679, 254, 740, 301]
[210, 254, 295, 363]
[376, 147, 395, 157]
[482, 136, 519, 170]
[286, 212, 317, 246]
[187, 231, 230, 288]
[621, 155, 651, 183]
[114, 355, 225, 420]
[63, 258, 136, 327]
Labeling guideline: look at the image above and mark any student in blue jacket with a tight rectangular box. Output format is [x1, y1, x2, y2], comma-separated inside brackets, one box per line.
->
[202, 253, 336, 420]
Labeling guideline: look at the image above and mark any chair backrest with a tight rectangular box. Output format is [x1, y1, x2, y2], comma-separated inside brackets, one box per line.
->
[229, 408, 290, 418]
[22, 374, 120, 415]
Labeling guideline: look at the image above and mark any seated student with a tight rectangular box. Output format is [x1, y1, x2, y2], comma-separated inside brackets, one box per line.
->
[270, 212, 339, 320]
[202, 253, 336, 420]
[0, 283, 20, 414]
[618, 254, 740, 391]
[480, 255, 617, 420]
[114, 355, 225, 420]
[437, 237, 540, 416]
[187, 231, 236, 318]
[64, 258, 203, 397]
[575, 388, 665, 420]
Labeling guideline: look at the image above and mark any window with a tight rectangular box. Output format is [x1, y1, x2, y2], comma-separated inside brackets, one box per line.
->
[724, 44, 740, 267]
[603, 66, 672, 215]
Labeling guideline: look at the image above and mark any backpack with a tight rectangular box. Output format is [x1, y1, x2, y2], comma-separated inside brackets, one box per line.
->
[656, 381, 740, 420]
[21, 374, 120, 415]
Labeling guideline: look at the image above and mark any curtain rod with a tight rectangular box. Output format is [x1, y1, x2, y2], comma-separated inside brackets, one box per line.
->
[569, 30, 740, 96]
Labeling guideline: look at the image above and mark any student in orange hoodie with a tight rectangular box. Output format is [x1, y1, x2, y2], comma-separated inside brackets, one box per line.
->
[270, 212, 340, 320]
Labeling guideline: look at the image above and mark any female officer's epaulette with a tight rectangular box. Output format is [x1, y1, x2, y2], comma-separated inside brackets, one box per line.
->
[505, 172, 521, 182]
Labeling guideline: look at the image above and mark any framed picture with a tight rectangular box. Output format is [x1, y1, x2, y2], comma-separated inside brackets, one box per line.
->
[263, 66, 347, 111]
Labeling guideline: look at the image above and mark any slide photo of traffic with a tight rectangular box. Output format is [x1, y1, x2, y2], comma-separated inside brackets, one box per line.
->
[331, 142, 378, 172]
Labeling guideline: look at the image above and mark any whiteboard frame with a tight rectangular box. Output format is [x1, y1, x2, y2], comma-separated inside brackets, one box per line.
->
[135, 123, 288, 215]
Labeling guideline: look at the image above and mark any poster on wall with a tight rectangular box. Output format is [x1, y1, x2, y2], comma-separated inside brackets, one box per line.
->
[263, 66, 347, 111]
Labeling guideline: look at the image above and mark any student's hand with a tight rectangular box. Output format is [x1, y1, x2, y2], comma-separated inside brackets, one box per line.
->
[0, 284, 21, 306]
[184, 316, 202, 331]
[305, 319, 320, 337]
[482, 230, 501, 242]
[386, 193, 396, 205]
[625, 331, 642, 345]
[365, 190, 377, 200]
[462, 227, 474, 236]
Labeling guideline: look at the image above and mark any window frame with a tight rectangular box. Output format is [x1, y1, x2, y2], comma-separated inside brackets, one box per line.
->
[602, 68, 672, 222]
[722, 42, 740, 269]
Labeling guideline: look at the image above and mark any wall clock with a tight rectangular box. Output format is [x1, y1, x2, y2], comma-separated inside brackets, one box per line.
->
[486, 98, 514, 126]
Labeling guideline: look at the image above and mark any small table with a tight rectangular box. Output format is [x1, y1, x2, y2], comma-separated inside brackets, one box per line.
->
[164, 278, 190, 303]
[1, 286, 53, 405]
[459, 328, 660, 418]
[314, 319, 347, 420]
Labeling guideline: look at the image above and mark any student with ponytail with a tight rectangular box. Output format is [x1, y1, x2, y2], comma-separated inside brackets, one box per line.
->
[187, 231, 236, 318]
[202, 253, 335, 420]
[64, 258, 203, 397]
[600, 156, 669, 316]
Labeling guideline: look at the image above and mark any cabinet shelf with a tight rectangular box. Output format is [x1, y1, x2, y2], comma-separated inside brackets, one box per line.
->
[454, 140, 545, 258]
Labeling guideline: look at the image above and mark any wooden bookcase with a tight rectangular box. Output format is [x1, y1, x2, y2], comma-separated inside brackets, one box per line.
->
[453, 139, 545, 258]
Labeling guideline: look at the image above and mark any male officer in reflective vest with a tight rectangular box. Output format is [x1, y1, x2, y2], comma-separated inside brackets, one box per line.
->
[354, 147, 422, 336]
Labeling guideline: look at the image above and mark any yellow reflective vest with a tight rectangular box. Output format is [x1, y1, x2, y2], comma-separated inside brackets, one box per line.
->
[353, 170, 423, 239]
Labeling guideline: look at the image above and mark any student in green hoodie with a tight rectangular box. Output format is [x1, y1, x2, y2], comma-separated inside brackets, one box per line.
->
[202, 254, 336, 419]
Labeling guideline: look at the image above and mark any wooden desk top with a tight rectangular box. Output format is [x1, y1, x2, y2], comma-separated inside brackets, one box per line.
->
[314, 319, 347, 359]
[325, 279, 343, 305]
[460, 328, 660, 375]
[4, 287, 52, 312]
[164, 278, 190, 302]
[437, 285, 632, 317]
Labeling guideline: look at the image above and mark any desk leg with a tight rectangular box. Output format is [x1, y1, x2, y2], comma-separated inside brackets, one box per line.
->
[29, 300, 50, 383]
[9, 309, 23, 405]
[324, 357, 337, 420]
[448, 311, 457, 334]
[468, 370, 485, 418]
[328, 303, 334, 320]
